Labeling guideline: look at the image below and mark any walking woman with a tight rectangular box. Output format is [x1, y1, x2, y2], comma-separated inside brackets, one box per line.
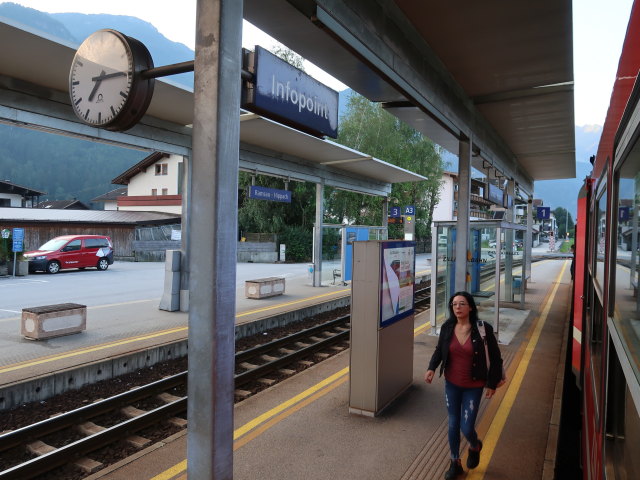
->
[424, 291, 504, 479]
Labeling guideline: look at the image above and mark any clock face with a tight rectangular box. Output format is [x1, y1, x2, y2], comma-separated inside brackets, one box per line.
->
[69, 29, 154, 131]
[69, 30, 134, 127]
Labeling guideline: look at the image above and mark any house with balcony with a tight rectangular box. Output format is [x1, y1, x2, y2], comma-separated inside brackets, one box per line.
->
[0, 180, 46, 208]
[108, 152, 184, 214]
[432, 171, 493, 222]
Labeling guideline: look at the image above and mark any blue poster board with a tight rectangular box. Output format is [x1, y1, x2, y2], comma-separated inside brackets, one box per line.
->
[343, 227, 370, 282]
[12, 227, 24, 252]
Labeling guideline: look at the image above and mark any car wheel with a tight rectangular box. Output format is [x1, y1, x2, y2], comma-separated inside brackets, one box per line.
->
[97, 258, 109, 271]
[47, 261, 61, 274]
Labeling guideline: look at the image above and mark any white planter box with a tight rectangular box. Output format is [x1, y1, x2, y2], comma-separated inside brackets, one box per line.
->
[245, 277, 285, 299]
[21, 303, 87, 340]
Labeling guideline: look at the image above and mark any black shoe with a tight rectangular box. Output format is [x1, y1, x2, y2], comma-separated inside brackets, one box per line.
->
[444, 459, 463, 479]
[467, 439, 483, 469]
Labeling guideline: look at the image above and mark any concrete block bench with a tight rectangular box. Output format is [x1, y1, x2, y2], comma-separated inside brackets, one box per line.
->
[21, 303, 87, 340]
[245, 277, 285, 299]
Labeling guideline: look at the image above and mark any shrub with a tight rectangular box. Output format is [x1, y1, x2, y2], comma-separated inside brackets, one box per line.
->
[278, 225, 312, 262]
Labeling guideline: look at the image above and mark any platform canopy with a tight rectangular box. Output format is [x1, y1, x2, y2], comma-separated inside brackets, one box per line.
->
[0, 19, 424, 197]
[243, 0, 576, 190]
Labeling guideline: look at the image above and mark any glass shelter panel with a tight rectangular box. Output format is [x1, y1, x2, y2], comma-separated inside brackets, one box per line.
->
[432, 224, 455, 328]
[319, 225, 388, 285]
[614, 137, 640, 385]
[432, 220, 527, 340]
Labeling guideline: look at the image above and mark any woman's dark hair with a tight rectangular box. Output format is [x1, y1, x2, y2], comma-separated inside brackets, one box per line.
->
[448, 291, 479, 323]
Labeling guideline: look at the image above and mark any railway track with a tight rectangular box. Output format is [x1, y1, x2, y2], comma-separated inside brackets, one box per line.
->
[7, 270, 537, 478]
[0, 310, 359, 479]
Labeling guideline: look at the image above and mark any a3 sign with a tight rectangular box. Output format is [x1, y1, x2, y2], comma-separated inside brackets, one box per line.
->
[390, 205, 415, 218]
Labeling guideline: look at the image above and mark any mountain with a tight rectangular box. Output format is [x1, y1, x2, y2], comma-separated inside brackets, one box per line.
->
[0, 2, 195, 88]
[0, 3, 601, 217]
[0, 3, 189, 207]
[533, 125, 601, 218]
[51, 12, 195, 88]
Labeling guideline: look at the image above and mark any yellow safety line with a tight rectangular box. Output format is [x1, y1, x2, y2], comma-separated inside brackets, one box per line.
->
[236, 288, 349, 317]
[154, 257, 566, 479]
[1, 268, 427, 373]
[466, 261, 567, 479]
[152, 318, 433, 479]
[0, 326, 188, 374]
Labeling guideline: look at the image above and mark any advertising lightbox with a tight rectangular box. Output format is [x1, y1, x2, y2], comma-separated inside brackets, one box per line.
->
[379, 241, 415, 327]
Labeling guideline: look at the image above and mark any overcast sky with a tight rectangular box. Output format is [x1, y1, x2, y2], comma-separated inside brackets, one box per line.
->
[5, 0, 636, 127]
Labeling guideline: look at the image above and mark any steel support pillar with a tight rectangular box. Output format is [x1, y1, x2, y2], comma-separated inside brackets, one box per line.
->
[455, 136, 471, 292]
[313, 181, 325, 286]
[382, 197, 389, 228]
[526, 196, 533, 282]
[187, 1, 242, 479]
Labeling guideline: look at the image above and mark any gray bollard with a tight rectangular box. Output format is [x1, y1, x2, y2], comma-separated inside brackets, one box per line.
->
[159, 250, 181, 311]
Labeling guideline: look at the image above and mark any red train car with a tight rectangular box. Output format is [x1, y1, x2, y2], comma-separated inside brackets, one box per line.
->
[572, 3, 640, 478]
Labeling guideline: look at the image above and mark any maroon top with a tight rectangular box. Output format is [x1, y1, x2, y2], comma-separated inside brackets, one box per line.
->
[445, 335, 486, 388]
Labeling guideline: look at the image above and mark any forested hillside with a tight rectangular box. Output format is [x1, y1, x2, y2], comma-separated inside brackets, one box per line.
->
[0, 2, 189, 208]
[0, 125, 145, 205]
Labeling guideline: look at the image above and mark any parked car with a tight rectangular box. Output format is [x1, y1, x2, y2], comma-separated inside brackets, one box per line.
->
[23, 235, 114, 274]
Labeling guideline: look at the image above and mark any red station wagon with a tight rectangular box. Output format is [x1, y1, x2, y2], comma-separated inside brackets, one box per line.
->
[23, 235, 114, 274]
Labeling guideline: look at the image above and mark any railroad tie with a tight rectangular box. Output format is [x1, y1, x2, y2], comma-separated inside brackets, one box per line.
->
[26, 440, 56, 456]
[77, 421, 105, 436]
[74, 457, 103, 473]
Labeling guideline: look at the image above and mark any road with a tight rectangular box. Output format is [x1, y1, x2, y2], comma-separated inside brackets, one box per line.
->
[0, 254, 432, 321]
[0, 261, 314, 321]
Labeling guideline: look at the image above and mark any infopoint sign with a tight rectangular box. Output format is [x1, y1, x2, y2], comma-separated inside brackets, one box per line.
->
[243, 46, 339, 138]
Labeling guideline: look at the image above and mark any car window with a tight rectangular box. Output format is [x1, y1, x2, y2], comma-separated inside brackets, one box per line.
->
[39, 238, 69, 251]
[84, 238, 109, 248]
[63, 239, 82, 251]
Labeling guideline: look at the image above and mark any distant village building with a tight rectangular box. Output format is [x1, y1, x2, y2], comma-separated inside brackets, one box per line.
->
[91, 187, 128, 211]
[109, 152, 183, 214]
[0, 180, 45, 207]
[432, 172, 494, 222]
[37, 199, 90, 210]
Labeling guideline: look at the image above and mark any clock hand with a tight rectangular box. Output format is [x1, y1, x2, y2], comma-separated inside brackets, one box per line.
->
[88, 69, 106, 102]
[91, 71, 127, 82]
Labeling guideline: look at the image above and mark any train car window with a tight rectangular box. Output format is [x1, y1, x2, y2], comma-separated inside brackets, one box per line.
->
[590, 294, 604, 406]
[614, 143, 640, 386]
[595, 190, 607, 294]
[604, 338, 640, 479]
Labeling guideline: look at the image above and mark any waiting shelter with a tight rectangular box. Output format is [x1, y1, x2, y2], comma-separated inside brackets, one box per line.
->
[432, 219, 528, 342]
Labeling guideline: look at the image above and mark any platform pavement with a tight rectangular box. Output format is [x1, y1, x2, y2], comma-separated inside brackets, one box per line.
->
[0, 255, 431, 387]
[92, 256, 573, 480]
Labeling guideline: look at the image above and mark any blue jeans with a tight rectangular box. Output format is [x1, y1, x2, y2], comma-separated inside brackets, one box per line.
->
[444, 380, 483, 459]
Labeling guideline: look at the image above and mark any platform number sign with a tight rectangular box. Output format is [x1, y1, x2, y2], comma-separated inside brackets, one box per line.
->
[390, 206, 401, 218]
[619, 206, 630, 222]
[537, 207, 550, 220]
[404, 205, 415, 215]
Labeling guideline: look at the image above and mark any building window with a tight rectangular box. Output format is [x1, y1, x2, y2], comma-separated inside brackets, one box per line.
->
[151, 189, 157, 195]
[155, 163, 168, 175]
[162, 188, 168, 195]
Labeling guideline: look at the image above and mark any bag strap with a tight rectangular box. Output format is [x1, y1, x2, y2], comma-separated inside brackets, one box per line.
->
[477, 321, 491, 370]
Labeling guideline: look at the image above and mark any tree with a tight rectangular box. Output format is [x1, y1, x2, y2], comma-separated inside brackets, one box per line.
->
[552, 207, 575, 238]
[329, 93, 445, 240]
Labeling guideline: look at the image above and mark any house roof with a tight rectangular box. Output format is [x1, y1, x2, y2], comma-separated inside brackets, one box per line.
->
[0, 207, 180, 225]
[37, 199, 90, 210]
[0, 179, 46, 196]
[91, 187, 128, 203]
[111, 152, 170, 185]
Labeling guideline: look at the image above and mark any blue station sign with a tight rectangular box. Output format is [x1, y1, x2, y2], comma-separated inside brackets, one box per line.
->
[243, 46, 339, 138]
[12, 227, 24, 252]
[537, 206, 551, 220]
[249, 185, 292, 203]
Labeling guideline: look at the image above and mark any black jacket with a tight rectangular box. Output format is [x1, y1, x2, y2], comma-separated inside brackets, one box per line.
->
[427, 318, 503, 389]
